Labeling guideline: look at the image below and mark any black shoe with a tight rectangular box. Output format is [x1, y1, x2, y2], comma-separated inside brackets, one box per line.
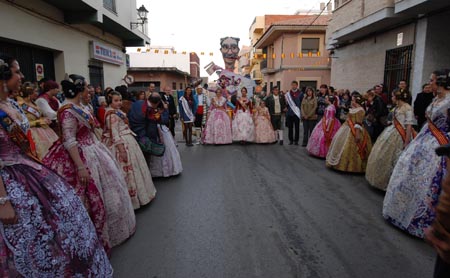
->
[294, 142, 299, 145]
[279, 140, 283, 146]
[289, 141, 293, 145]
[302, 142, 307, 147]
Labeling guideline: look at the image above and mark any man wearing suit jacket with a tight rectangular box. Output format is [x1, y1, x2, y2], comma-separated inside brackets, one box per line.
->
[265, 86, 287, 145]
[285, 81, 302, 145]
[160, 86, 177, 137]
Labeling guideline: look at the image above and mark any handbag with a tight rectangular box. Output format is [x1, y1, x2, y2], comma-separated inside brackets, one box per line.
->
[138, 104, 166, 157]
[138, 136, 165, 156]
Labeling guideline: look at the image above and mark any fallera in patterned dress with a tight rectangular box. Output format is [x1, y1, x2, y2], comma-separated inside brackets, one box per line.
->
[19, 101, 58, 160]
[383, 93, 450, 238]
[365, 102, 415, 191]
[0, 99, 112, 277]
[307, 104, 341, 158]
[326, 105, 372, 173]
[254, 105, 276, 144]
[102, 107, 157, 209]
[43, 102, 136, 249]
[232, 97, 255, 142]
[203, 95, 232, 145]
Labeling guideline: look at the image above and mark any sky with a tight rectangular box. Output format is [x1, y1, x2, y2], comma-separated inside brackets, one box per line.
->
[133, 0, 327, 79]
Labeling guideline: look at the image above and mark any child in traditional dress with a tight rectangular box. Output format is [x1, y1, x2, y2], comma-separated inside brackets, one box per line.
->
[254, 100, 276, 144]
[102, 91, 156, 209]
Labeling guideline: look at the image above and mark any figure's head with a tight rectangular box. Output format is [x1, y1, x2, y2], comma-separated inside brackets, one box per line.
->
[61, 74, 87, 99]
[351, 92, 365, 107]
[107, 91, 122, 109]
[196, 85, 203, 95]
[43, 80, 59, 96]
[272, 86, 279, 96]
[0, 54, 23, 93]
[241, 86, 248, 97]
[148, 92, 162, 105]
[215, 88, 223, 97]
[430, 69, 450, 92]
[393, 89, 410, 104]
[21, 82, 39, 101]
[185, 86, 193, 97]
[291, 81, 298, 91]
[305, 87, 314, 97]
[148, 83, 156, 92]
[326, 95, 335, 105]
[220, 36, 240, 70]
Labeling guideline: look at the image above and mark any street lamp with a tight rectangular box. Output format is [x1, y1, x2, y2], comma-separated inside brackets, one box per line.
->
[130, 5, 148, 30]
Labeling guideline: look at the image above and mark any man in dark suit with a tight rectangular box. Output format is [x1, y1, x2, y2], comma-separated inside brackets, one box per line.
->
[160, 86, 177, 137]
[265, 86, 286, 145]
[285, 81, 302, 145]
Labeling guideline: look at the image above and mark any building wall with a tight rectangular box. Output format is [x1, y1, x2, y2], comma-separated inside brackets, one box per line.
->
[330, 23, 415, 92]
[329, 0, 395, 35]
[0, 0, 129, 88]
[265, 69, 331, 92]
[421, 11, 450, 92]
[263, 31, 330, 91]
[129, 52, 190, 73]
[128, 71, 187, 91]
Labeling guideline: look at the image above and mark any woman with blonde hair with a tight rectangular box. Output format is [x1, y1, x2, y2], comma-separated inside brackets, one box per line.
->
[19, 82, 59, 159]
[365, 89, 415, 190]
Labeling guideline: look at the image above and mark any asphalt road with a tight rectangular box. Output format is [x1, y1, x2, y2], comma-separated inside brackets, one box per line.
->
[111, 132, 436, 278]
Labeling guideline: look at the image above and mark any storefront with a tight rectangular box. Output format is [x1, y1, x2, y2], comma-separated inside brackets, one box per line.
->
[0, 0, 148, 88]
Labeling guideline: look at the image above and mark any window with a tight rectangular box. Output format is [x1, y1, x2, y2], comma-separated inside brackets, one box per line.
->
[383, 45, 413, 101]
[334, 0, 339, 9]
[300, 81, 318, 92]
[301, 38, 320, 54]
[103, 0, 116, 13]
[277, 81, 281, 91]
[179, 83, 183, 90]
[172, 82, 177, 90]
[88, 60, 104, 89]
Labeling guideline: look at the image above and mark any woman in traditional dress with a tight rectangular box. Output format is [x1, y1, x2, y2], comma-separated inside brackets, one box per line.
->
[179, 86, 196, 146]
[383, 70, 450, 238]
[254, 100, 277, 144]
[203, 88, 233, 145]
[0, 55, 112, 276]
[326, 92, 372, 173]
[365, 89, 415, 190]
[43, 74, 136, 250]
[18, 82, 59, 160]
[307, 95, 341, 158]
[129, 92, 182, 178]
[102, 91, 156, 209]
[232, 87, 255, 143]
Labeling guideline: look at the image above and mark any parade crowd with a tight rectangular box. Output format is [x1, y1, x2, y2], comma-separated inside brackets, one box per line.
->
[1, 52, 450, 277]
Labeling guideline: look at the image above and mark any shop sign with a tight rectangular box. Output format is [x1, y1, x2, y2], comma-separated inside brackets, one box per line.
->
[91, 41, 124, 65]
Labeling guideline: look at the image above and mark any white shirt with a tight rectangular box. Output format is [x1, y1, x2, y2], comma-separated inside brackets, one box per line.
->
[273, 95, 281, 114]
[198, 94, 204, 106]
[35, 97, 60, 121]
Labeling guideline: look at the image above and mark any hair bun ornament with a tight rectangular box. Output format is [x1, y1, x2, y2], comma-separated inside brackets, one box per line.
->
[0, 59, 8, 68]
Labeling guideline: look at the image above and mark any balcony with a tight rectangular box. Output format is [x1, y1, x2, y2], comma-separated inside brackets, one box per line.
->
[40, 0, 149, 46]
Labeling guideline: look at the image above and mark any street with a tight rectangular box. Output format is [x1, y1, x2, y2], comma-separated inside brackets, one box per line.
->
[111, 131, 435, 278]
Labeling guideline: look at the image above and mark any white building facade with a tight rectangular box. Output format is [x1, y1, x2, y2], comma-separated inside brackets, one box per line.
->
[0, 0, 149, 88]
